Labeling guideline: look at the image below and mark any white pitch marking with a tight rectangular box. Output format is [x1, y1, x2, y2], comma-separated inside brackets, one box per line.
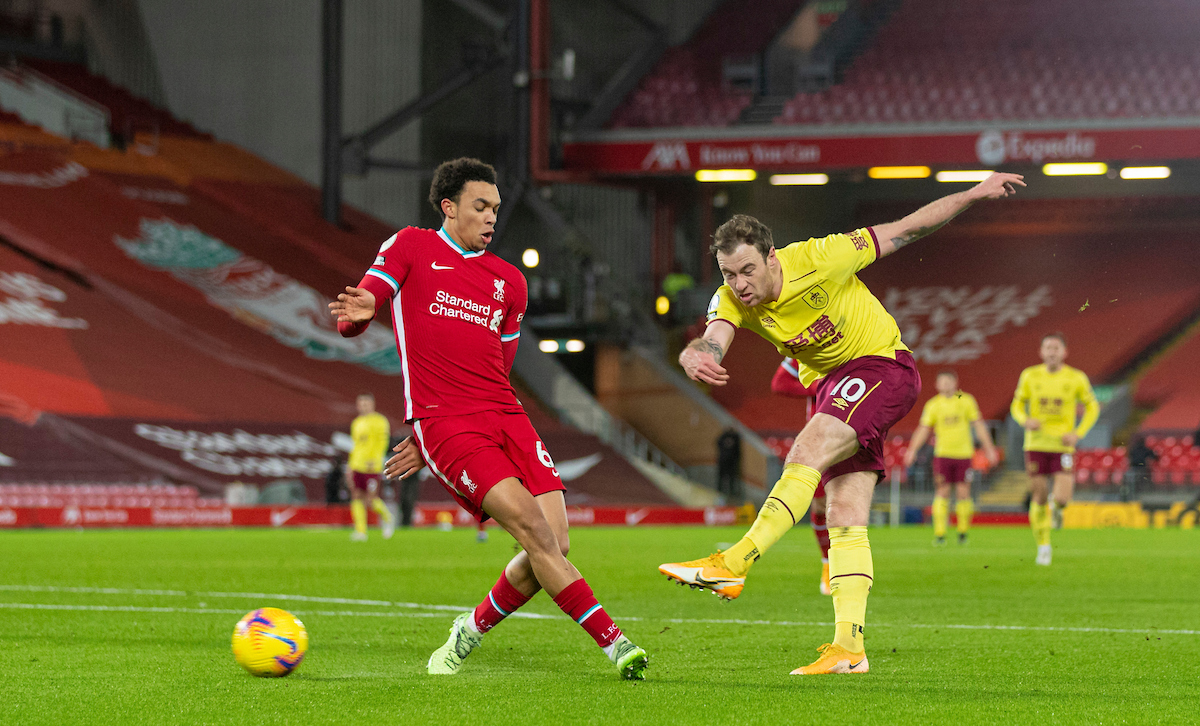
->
[2, 585, 1197, 636]
[0, 602, 451, 619]
[0, 584, 554, 620]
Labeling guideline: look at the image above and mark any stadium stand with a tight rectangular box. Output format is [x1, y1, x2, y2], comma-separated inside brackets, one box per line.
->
[1134, 326, 1200, 433]
[21, 59, 209, 141]
[779, 0, 1200, 126]
[607, 0, 1200, 129]
[0, 72, 677, 505]
[608, 0, 803, 128]
[706, 198, 1200, 439]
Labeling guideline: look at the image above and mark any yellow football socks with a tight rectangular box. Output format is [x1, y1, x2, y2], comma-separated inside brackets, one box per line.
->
[931, 496, 949, 538]
[956, 498, 974, 535]
[1029, 501, 1051, 546]
[351, 499, 367, 535]
[829, 526, 872, 654]
[371, 498, 394, 525]
[723, 463, 820, 576]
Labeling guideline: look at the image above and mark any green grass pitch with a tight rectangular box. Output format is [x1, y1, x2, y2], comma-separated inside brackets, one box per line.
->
[1, 525, 1197, 724]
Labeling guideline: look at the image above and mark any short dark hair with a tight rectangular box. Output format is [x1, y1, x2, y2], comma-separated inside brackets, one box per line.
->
[936, 370, 958, 380]
[1042, 332, 1067, 346]
[711, 214, 774, 260]
[428, 158, 497, 220]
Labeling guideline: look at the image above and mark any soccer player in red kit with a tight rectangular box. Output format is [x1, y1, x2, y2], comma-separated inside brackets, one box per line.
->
[328, 158, 648, 680]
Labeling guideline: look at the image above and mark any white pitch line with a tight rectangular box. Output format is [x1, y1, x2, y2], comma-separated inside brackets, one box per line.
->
[0, 584, 555, 620]
[2, 585, 1197, 637]
[0, 602, 457, 619]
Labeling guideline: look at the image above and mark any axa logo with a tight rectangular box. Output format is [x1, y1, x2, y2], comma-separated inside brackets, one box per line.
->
[642, 142, 690, 171]
[493, 278, 505, 302]
[460, 470, 477, 494]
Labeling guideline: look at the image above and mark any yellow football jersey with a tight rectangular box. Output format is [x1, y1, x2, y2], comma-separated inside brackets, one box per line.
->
[706, 228, 908, 387]
[919, 391, 982, 460]
[348, 412, 390, 473]
[1010, 364, 1099, 454]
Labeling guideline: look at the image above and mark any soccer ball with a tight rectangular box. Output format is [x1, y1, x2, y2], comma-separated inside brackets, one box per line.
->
[231, 607, 308, 677]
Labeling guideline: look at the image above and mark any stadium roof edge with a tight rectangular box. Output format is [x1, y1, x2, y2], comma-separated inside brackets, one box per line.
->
[566, 116, 1200, 144]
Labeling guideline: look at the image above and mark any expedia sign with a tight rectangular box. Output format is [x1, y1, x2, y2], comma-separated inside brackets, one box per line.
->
[975, 130, 1097, 165]
[567, 126, 1200, 176]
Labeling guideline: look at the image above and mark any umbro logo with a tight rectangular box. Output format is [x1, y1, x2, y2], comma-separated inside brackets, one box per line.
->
[431, 262, 454, 270]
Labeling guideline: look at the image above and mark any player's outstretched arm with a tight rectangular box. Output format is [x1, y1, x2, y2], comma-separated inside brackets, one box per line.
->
[679, 320, 735, 386]
[873, 172, 1025, 258]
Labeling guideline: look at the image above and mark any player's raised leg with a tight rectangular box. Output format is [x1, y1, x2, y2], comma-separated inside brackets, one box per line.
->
[427, 488, 568, 676]
[659, 414, 857, 599]
[793, 470, 875, 674]
[484, 481, 647, 678]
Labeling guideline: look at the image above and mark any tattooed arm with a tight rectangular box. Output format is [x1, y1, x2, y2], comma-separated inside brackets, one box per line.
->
[873, 172, 1025, 258]
[679, 320, 736, 386]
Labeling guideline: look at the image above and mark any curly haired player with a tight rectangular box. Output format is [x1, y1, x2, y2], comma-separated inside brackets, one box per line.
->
[330, 158, 647, 680]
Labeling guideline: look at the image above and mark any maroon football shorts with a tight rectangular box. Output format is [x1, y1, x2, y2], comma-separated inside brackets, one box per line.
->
[933, 457, 972, 484]
[412, 410, 566, 522]
[815, 351, 921, 487]
[349, 471, 380, 493]
[1026, 450, 1073, 476]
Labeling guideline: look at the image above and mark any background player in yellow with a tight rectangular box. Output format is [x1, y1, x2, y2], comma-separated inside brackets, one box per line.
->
[1010, 333, 1099, 565]
[660, 171, 1025, 675]
[347, 393, 395, 541]
[903, 371, 998, 546]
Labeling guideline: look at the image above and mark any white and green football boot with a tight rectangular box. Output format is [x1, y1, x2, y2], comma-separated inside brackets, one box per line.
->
[427, 612, 483, 675]
[608, 635, 649, 681]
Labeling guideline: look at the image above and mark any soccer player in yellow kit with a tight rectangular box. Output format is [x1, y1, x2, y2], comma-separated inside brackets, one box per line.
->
[904, 371, 998, 546]
[660, 171, 1025, 675]
[348, 393, 395, 541]
[1010, 333, 1099, 565]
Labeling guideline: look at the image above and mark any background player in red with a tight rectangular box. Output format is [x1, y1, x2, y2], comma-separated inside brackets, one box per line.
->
[771, 358, 830, 595]
[328, 158, 648, 680]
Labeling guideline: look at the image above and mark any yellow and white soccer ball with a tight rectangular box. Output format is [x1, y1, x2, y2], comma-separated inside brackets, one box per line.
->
[231, 607, 308, 677]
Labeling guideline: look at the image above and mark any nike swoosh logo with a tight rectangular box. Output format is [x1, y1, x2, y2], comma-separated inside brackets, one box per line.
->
[431, 262, 454, 270]
[848, 658, 865, 670]
[790, 270, 816, 282]
[694, 573, 741, 586]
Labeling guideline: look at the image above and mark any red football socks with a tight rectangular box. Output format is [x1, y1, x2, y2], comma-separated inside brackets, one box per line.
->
[812, 510, 831, 561]
[552, 578, 621, 647]
[471, 572, 532, 634]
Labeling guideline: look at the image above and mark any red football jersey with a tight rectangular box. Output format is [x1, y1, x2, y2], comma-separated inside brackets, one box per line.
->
[343, 226, 527, 421]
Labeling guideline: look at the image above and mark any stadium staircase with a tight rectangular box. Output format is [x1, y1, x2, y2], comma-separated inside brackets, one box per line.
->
[593, 343, 781, 498]
[0, 60, 678, 507]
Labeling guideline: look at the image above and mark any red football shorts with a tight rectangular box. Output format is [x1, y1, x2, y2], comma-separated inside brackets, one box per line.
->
[1026, 450, 1073, 476]
[349, 471, 380, 493]
[815, 351, 922, 487]
[412, 410, 566, 522]
[933, 457, 972, 484]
